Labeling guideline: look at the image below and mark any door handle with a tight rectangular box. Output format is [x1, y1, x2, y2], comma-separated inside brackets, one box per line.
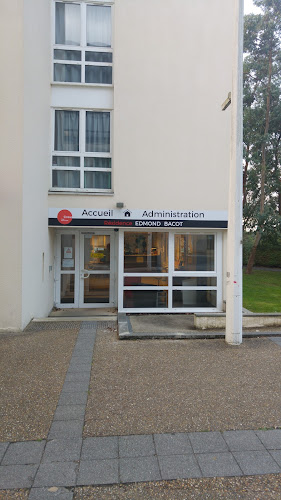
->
[81, 270, 90, 279]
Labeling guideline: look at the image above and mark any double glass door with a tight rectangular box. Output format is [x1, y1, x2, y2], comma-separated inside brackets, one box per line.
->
[56, 231, 116, 308]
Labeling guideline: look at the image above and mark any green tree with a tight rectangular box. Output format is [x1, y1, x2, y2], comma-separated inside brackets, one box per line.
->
[243, 0, 281, 273]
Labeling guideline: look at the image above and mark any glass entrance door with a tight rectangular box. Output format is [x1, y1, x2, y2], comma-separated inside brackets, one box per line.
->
[79, 233, 115, 307]
[55, 231, 115, 308]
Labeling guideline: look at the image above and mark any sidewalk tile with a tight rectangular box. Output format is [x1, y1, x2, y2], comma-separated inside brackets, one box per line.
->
[61, 381, 89, 393]
[33, 462, 78, 487]
[255, 430, 281, 450]
[0, 443, 9, 463]
[58, 392, 88, 406]
[53, 405, 86, 421]
[42, 439, 82, 463]
[81, 437, 118, 460]
[64, 373, 90, 383]
[154, 433, 192, 456]
[2, 441, 46, 465]
[196, 452, 243, 477]
[233, 450, 281, 475]
[120, 456, 161, 483]
[119, 435, 155, 458]
[159, 454, 201, 480]
[269, 450, 281, 467]
[48, 420, 84, 440]
[29, 487, 73, 499]
[67, 365, 91, 374]
[223, 430, 266, 451]
[70, 355, 93, 364]
[77, 459, 118, 485]
[0, 464, 38, 489]
[189, 432, 228, 453]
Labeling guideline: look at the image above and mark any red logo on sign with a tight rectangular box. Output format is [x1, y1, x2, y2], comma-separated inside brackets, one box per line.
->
[57, 210, 72, 225]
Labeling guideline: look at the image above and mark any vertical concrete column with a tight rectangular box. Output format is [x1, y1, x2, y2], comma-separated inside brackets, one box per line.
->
[225, 0, 244, 345]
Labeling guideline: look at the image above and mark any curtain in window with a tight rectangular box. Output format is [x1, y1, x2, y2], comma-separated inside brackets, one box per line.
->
[85, 66, 112, 84]
[84, 172, 111, 189]
[55, 2, 80, 45]
[52, 170, 80, 188]
[87, 6, 111, 47]
[86, 112, 110, 152]
[55, 111, 79, 151]
[54, 64, 81, 82]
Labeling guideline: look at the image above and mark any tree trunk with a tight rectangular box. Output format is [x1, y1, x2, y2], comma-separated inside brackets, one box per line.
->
[246, 232, 261, 274]
[243, 144, 250, 207]
[246, 46, 273, 273]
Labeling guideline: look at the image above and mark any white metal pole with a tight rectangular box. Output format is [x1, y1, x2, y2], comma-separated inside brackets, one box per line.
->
[225, 0, 244, 345]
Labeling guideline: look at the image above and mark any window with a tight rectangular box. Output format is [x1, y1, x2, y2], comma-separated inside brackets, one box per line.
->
[54, 2, 112, 85]
[121, 231, 221, 311]
[52, 109, 112, 191]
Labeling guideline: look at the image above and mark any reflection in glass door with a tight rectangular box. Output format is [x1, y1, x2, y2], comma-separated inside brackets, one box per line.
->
[80, 233, 115, 307]
[60, 234, 76, 304]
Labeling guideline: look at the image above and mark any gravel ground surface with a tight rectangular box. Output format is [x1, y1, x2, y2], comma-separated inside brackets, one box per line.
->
[0, 324, 79, 442]
[1, 475, 281, 500]
[84, 330, 281, 436]
[0, 491, 28, 500]
[74, 475, 281, 499]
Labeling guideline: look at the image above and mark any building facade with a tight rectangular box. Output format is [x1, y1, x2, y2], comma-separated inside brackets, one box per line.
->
[0, 0, 242, 330]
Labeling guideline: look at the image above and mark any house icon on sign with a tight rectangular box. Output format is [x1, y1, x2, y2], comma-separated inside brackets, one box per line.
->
[124, 210, 132, 217]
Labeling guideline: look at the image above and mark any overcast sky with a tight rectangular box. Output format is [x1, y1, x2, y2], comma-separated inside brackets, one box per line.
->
[244, 0, 262, 15]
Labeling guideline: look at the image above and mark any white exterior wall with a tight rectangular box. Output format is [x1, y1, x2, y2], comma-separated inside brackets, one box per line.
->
[113, 0, 232, 210]
[0, 0, 236, 327]
[21, 0, 54, 328]
[0, 1, 24, 330]
[48, 0, 233, 213]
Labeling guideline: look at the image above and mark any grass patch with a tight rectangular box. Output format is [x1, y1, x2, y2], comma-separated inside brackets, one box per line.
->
[243, 269, 281, 313]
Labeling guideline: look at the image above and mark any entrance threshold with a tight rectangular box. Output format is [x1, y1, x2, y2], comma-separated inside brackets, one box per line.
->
[33, 307, 118, 322]
[49, 307, 117, 318]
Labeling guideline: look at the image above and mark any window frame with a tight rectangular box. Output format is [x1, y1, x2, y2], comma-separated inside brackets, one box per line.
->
[52, 1, 114, 87]
[119, 229, 223, 312]
[50, 107, 113, 193]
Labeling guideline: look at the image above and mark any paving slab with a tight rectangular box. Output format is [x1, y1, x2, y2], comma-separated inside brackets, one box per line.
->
[119, 435, 155, 458]
[33, 462, 78, 487]
[119, 456, 161, 483]
[154, 433, 193, 456]
[0, 442, 9, 462]
[189, 432, 228, 454]
[2, 441, 46, 465]
[64, 373, 90, 383]
[48, 420, 84, 440]
[222, 430, 266, 451]
[58, 392, 88, 407]
[29, 487, 74, 499]
[255, 430, 281, 449]
[196, 452, 243, 477]
[269, 450, 281, 467]
[42, 439, 82, 463]
[158, 454, 202, 480]
[0, 464, 38, 489]
[77, 459, 119, 486]
[81, 437, 118, 461]
[233, 450, 281, 475]
[61, 382, 90, 394]
[53, 405, 86, 422]
[66, 365, 91, 374]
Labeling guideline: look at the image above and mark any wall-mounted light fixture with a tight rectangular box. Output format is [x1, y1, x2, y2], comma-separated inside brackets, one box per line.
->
[222, 92, 232, 111]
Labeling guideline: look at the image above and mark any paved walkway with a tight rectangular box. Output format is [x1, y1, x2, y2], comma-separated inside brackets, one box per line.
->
[0, 323, 281, 498]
